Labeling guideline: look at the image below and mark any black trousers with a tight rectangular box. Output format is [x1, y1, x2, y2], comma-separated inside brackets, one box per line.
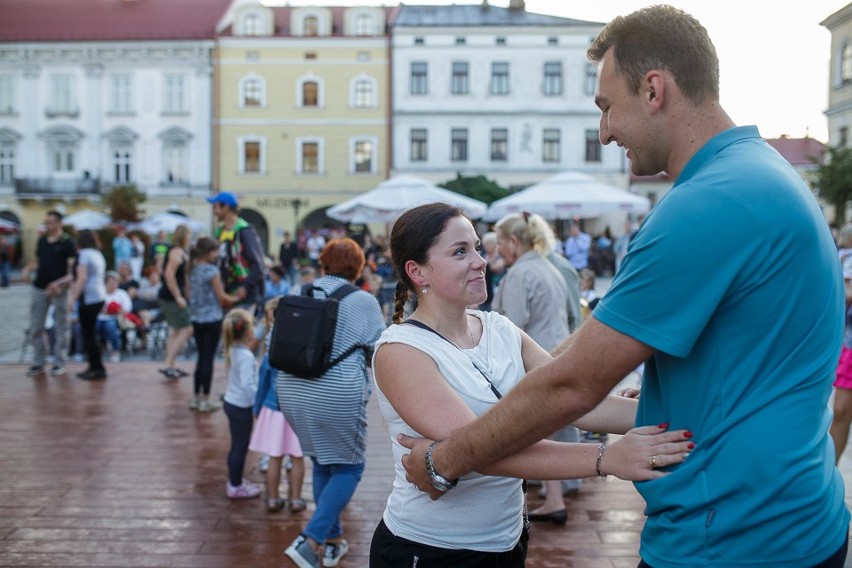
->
[192, 320, 221, 396]
[638, 533, 848, 568]
[223, 401, 253, 487]
[78, 301, 104, 372]
[370, 518, 528, 568]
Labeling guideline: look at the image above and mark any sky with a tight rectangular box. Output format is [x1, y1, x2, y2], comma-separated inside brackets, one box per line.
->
[265, 0, 849, 143]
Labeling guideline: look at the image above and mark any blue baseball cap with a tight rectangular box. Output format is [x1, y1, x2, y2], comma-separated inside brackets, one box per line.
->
[206, 192, 238, 208]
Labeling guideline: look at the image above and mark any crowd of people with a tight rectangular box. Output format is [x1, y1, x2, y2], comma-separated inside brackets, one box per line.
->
[12, 5, 852, 567]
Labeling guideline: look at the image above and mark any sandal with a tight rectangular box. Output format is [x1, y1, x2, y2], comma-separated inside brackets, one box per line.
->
[289, 498, 307, 513]
[266, 497, 286, 513]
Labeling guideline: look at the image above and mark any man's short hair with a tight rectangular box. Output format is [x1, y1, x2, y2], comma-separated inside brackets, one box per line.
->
[587, 5, 719, 105]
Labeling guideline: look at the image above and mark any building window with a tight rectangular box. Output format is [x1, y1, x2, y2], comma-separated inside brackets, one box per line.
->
[491, 128, 508, 162]
[844, 44, 852, 84]
[543, 62, 563, 96]
[495, 36, 506, 46]
[410, 61, 428, 95]
[243, 12, 264, 35]
[585, 129, 602, 162]
[451, 128, 468, 162]
[52, 149, 74, 172]
[352, 78, 376, 108]
[304, 15, 319, 36]
[164, 146, 187, 184]
[241, 76, 264, 107]
[841, 127, 849, 147]
[302, 81, 318, 107]
[109, 74, 132, 113]
[244, 141, 260, 173]
[353, 139, 374, 173]
[164, 73, 186, 113]
[300, 141, 320, 174]
[455, 36, 466, 45]
[451, 62, 469, 95]
[414, 37, 424, 45]
[113, 150, 132, 183]
[410, 129, 427, 162]
[543, 128, 560, 163]
[49, 74, 76, 115]
[0, 148, 14, 183]
[0, 76, 12, 114]
[354, 13, 375, 35]
[490, 62, 509, 95]
[585, 63, 597, 96]
[547, 36, 558, 45]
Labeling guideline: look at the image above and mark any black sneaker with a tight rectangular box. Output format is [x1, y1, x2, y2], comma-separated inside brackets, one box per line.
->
[50, 364, 66, 377]
[77, 369, 107, 380]
[25, 365, 44, 377]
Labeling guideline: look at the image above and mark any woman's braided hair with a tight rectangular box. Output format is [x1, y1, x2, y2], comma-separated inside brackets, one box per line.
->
[389, 203, 466, 324]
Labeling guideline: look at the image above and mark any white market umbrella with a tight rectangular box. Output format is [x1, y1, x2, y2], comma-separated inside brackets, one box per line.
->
[327, 175, 487, 223]
[484, 172, 651, 222]
[0, 218, 20, 233]
[62, 209, 111, 230]
[135, 212, 207, 235]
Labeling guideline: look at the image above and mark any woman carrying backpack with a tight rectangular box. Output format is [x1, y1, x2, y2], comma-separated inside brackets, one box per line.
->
[279, 238, 386, 568]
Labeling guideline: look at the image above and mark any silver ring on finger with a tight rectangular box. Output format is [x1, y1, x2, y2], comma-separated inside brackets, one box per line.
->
[649, 455, 658, 469]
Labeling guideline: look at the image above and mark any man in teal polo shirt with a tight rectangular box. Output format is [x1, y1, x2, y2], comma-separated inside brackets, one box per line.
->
[398, 5, 849, 567]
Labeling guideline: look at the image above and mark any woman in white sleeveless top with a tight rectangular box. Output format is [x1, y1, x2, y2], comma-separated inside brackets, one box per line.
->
[369, 204, 694, 567]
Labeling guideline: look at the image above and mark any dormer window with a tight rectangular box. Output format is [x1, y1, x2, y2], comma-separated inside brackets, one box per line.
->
[243, 12, 263, 36]
[355, 13, 375, 35]
[304, 16, 318, 37]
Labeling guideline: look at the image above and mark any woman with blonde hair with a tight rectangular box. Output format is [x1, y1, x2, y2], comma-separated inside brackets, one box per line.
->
[157, 224, 193, 378]
[492, 211, 581, 523]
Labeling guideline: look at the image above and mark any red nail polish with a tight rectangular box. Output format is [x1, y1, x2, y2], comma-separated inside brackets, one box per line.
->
[658, 423, 669, 429]
[688, 442, 695, 449]
[684, 431, 693, 439]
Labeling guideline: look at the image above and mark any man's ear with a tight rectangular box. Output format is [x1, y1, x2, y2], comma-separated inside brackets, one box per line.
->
[643, 70, 666, 114]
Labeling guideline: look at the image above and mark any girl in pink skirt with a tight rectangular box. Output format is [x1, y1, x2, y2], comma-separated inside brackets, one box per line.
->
[250, 298, 306, 512]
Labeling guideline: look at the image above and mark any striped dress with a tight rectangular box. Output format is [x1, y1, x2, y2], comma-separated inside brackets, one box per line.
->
[276, 275, 386, 465]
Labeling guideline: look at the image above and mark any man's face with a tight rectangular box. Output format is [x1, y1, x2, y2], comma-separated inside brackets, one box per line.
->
[43, 215, 61, 235]
[212, 202, 226, 222]
[595, 49, 660, 177]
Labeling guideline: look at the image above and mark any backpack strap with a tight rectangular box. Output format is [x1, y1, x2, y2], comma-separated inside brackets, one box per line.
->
[323, 284, 370, 371]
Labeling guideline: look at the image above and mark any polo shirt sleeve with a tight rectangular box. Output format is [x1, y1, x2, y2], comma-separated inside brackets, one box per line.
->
[593, 184, 764, 358]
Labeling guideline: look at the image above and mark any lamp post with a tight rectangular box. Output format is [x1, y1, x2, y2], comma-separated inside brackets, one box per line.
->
[288, 198, 308, 232]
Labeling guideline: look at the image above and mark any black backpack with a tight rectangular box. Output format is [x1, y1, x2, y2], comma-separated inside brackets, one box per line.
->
[268, 284, 365, 378]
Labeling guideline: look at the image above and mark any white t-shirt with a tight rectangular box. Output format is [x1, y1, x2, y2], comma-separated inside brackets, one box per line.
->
[373, 310, 526, 552]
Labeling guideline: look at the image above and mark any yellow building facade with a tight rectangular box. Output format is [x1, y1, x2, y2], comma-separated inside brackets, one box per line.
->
[216, 2, 390, 256]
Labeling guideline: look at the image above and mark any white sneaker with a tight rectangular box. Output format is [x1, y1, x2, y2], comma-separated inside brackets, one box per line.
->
[322, 539, 349, 568]
[109, 352, 121, 363]
[226, 481, 260, 499]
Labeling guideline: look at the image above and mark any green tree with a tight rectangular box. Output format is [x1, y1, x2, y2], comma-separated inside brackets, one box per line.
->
[102, 185, 147, 223]
[440, 173, 509, 205]
[814, 145, 852, 225]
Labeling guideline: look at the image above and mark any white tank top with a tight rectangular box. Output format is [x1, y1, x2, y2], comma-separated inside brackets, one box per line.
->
[373, 310, 526, 552]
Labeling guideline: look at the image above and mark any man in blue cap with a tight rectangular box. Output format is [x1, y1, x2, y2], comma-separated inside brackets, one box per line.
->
[207, 192, 266, 312]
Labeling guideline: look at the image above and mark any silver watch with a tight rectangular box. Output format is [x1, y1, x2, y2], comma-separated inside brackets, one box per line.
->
[425, 441, 458, 493]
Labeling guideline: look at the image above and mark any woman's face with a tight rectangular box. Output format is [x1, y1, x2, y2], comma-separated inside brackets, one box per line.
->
[416, 216, 487, 306]
[497, 232, 518, 266]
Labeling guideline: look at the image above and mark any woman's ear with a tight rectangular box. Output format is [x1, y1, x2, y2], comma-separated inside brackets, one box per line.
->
[404, 259, 426, 288]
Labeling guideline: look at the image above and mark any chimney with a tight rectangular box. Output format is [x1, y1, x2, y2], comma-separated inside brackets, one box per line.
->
[509, 0, 525, 10]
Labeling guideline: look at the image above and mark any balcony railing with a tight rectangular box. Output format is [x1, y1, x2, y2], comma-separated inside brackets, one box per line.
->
[15, 177, 101, 195]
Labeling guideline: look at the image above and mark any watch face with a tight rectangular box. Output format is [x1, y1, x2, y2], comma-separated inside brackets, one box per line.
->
[431, 479, 450, 492]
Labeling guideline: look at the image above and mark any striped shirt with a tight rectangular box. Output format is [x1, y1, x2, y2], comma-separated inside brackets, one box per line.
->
[276, 275, 386, 464]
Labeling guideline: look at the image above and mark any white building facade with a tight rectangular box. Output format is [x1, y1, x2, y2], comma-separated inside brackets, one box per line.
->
[390, 3, 627, 191]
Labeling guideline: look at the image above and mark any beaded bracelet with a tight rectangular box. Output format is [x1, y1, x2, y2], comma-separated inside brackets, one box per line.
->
[595, 442, 607, 478]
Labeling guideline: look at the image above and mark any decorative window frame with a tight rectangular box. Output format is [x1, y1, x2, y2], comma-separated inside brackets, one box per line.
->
[349, 136, 378, 174]
[239, 73, 267, 108]
[296, 137, 324, 175]
[349, 74, 377, 109]
[292, 8, 331, 37]
[237, 135, 266, 175]
[296, 74, 324, 108]
[238, 9, 270, 36]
